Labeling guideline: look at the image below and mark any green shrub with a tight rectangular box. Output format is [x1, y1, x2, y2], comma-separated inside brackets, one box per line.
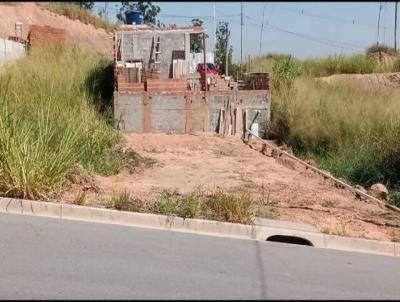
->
[389, 191, 400, 207]
[271, 55, 302, 91]
[152, 190, 181, 217]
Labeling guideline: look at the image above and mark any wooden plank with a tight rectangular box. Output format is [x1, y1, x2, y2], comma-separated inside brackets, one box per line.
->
[224, 99, 231, 135]
[234, 107, 242, 136]
[218, 108, 225, 134]
[242, 109, 248, 141]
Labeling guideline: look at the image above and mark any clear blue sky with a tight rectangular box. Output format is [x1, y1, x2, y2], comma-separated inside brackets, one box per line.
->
[94, 2, 397, 61]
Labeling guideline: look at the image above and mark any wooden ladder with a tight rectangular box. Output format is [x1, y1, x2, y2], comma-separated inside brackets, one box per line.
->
[153, 35, 161, 73]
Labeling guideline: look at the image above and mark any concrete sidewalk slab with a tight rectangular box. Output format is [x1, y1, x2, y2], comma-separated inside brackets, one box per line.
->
[324, 234, 396, 256]
[254, 217, 320, 233]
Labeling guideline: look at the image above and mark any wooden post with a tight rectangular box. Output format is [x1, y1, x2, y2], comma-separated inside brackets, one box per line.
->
[225, 24, 229, 76]
[242, 109, 248, 141]
[203, 32, 208, 91]
[396, 2, 398, 51]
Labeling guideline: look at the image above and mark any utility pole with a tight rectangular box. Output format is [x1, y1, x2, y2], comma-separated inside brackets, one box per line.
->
[104, 2, 108, 21]
[395, 1, 398, 50]
[225, 23, 229, 76]
[240, 1, 243, 72]
[260, 4, 267, 55]
[384, 1, 387, 44]
[377, 2, 383, 45]
[213, 2, 216, 58]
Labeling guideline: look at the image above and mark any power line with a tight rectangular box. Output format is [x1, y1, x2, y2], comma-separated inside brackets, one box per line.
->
[395, 2, 398, 50]
[241, 1, 243, 67]
[275, 5, 393, 30]
[260, 4, 267, 55]
[266, 24, 366, 51]
[242, 15, 367, 51]
[377, 2, 383, 44]
[243, 13, 366, 50]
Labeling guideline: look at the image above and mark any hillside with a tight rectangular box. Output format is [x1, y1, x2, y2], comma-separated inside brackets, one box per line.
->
[318, 72, 400, 89]
[0, 2, 112, 58]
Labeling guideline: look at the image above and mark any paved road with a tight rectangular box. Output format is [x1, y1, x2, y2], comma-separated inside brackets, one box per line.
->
[0, 213, 399, 300]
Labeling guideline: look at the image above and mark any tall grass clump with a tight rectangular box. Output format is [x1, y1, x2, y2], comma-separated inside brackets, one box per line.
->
[111, 188, 257, 224]
[271, 76, 400, 189]
[271, 55, 302, 91]
[250, 51, 400, 78]
[0, 45, 119, 199]
[40, 3, 115, 32]
[249, 51, 400, 199]
[300, 54, 385, 77]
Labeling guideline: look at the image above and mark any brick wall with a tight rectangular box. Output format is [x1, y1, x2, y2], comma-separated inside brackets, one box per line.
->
[27, 25, 67, 48]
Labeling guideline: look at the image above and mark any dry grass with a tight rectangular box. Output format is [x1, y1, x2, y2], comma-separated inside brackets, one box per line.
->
[248, 52, 400, 201]
[106, 188, 257, 225]
[271, 76, 400, 190]
[73, 191, 86, 205]
[0, 45, 125, 199]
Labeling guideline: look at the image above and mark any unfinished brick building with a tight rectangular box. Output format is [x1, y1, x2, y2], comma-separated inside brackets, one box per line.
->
[113, 23, 271, 137]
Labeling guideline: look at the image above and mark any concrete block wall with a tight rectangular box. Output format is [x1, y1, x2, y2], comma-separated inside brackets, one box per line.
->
[119, 30, 186, 78]
[114, 90, 271, 137]
[0, 38, 25, 66]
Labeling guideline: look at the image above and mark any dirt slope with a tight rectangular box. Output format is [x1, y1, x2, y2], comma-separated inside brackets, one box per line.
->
[0, 2, 112, 57]
[318, 72, 400, 89]
[62, 133, 400, 242]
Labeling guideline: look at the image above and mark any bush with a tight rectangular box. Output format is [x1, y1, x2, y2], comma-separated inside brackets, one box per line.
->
[390, 191, 400, 207]
[271, 55, 302, 91]
[0, 45, 119, 199]
[301, 54, 382, 77]
[366, 43, 398, 56]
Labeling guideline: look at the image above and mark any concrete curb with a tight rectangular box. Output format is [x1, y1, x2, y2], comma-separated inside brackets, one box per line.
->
[0, 197, 398, 257]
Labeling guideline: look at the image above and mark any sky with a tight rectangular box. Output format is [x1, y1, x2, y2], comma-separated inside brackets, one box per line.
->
[93, 1, 397, 62]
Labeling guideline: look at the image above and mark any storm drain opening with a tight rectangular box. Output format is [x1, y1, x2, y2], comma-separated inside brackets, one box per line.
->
[266, 235, 314, 246]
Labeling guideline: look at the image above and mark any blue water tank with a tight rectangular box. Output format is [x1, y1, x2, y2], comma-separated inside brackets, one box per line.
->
[125, 10, 143, 25]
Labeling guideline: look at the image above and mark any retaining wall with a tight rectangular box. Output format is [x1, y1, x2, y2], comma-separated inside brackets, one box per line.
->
[0, 38, 25, 66]
[114, 90, 271, 137]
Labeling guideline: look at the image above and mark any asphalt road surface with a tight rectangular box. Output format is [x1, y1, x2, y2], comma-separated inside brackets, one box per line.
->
[0, 212, 399, 300]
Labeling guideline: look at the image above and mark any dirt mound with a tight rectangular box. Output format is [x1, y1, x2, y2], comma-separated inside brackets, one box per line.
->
[318, 72, 400, 89]
[0, 3, 112, 58]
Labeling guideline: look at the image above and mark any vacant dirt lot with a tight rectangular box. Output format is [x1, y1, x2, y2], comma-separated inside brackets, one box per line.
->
[62, 133, 400, 242]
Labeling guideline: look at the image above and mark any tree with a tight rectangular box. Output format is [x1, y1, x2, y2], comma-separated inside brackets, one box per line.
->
[190, 18, 204, 53]
[215, 21, 233, 75]
[117, 1, 161, 24]
[68, 2, 94, 10]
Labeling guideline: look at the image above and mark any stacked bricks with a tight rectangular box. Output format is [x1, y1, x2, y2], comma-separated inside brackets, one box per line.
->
[27, 25, 67, 48]
[146, 77, 187, 92]
[116, 68, 145, 92]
